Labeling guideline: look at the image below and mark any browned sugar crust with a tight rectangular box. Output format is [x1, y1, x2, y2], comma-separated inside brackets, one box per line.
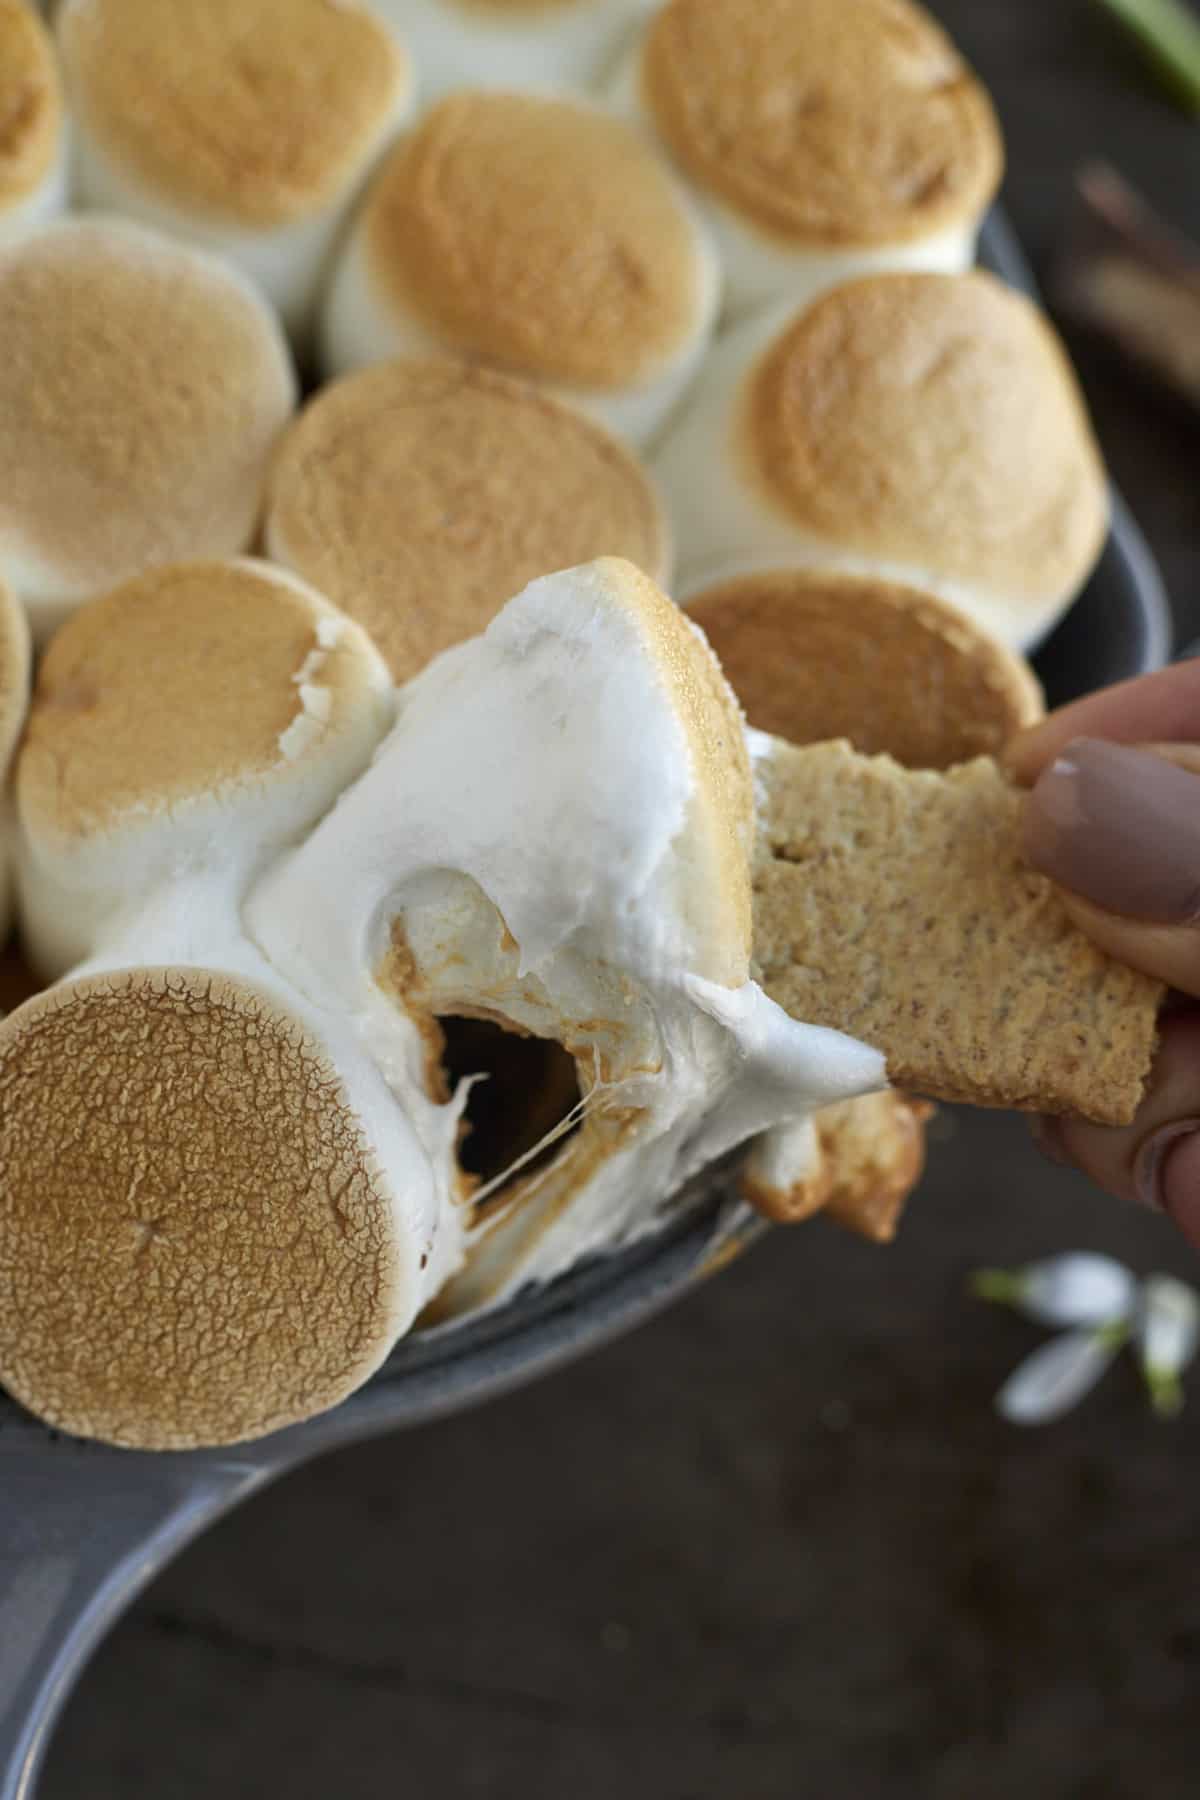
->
[642, 0, 1002, 247]
[0, 222, 296, 592]
[60, 0, 407, 226]
[0, 968, 405, 1449]
[17, 560, 372, 843]
[688, 568, 1043, 767]
[0, 0, 60, 207]
[747, 272, 1109, 608]
[364, 94, 701, 387]
[266, 359, 669, 684]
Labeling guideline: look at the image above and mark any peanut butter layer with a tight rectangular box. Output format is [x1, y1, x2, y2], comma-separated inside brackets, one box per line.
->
[747, 272, 1109, 608]
[18, 561, 376, 841]
[0, 0, 61, 206]
[365, 93, 702, 387]
[60, 0, 407, 226]
[688, 569, 1043, 767]
[642, 0, 1002, 247]
[267, 358, 670, 684]
[0, 969, 402, 1450]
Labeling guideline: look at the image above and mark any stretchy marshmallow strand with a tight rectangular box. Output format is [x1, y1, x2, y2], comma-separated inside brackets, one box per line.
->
[247, 558, 884, 1313]
[0, 0, 67, 249]
[607, 0, 1002, 320]
[654, 272, 1110, 650]
[57, 0, 415, 338]
[0, 218, 297, 642]
[321, 92, 721, 448]
[368, 0, 653, 100]
[264, 357, 672, 684]
[4, 559, 467, 1449]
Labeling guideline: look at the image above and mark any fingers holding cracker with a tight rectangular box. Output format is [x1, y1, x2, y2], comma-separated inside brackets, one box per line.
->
[753, 738, 1162, 1126]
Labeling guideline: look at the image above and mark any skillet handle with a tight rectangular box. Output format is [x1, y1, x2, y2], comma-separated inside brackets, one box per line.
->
[0, 1409, 268, 1800]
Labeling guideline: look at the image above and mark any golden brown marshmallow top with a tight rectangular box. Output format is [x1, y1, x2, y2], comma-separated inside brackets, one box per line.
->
[0, 968, 403, 1450]
[18, 560, 380, 842]
[60, 0, 408, 226]
[746, 272, 1109, 607]
[364, 93, 704, 388]
[266, 358, 670, 684]
[0, 221, 295, 592]
[686, 568, 1043, 767]
[642, 0, 1002, 247]
[0, 0, 61, 207]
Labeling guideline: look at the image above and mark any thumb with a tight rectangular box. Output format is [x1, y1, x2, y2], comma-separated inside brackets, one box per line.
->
[1022, 738, 1200, 995]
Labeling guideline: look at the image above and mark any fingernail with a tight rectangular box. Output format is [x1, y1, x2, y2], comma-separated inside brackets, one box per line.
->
[1134, 1120, 1200, 1215]
[1024, 740, 1200, 923]
[1030, 1114, 1071, 1166]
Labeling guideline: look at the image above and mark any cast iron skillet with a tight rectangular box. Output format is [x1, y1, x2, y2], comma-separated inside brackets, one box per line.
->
[0, 210, 1172, 1800]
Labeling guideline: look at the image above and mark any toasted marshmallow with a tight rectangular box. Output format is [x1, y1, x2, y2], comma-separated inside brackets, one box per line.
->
[369, 0, 651, 99]
[4, 558, 468, 1447]
[0, 575, 32, 941]
[247, 558, 883, 1313]
[2, 554, 881, 1444]
[0, 218, 297, 641]
[15, 558, 394, 977]
[686, 568, 1043, 768]
[58, 0, 414, 337]
[0, 962, 455, 1449]
[609, 0, 1003, 318]
[655, 272, 1110, 649]
[0, 0, 67, 247]
[321, 92, 721, 447]
[265, 356, 672, 683]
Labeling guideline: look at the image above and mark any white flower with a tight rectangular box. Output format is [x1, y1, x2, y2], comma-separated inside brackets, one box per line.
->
[994, 1324, 1129, 1426]
[1136, 1275, 1200, 1418]
[972, 1253, 1135, 1328]
[974, 1256, 1200, 1425]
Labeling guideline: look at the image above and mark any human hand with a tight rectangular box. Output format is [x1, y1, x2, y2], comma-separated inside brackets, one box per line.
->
[1008, 659, 1200, 1246]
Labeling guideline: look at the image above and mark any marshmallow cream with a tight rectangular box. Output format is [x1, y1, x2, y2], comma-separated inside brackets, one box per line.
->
[247, 558, 885, 1310]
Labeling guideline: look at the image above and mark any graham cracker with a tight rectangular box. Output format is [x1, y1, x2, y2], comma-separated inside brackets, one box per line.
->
[753, 739, 1162, 1125]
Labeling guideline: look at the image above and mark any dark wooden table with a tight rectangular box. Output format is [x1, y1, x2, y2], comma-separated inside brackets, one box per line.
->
[41, 6, 1200, 1798]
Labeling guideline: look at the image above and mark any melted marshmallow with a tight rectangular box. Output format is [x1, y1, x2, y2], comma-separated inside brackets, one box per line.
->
[247, 560, 885, 1307]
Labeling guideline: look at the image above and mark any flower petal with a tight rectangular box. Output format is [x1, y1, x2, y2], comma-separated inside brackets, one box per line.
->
[974, 1254, 1135, 1328]
[1136, 1275, 1200, 1417]
[995, 1327, 1124, 1425]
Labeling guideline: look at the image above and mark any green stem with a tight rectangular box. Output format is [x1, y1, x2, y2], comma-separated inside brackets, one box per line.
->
[970, 1268, 1024, 1306]
[1096, 0, 1200, 115]
[1145, 1364, 1187, 1417]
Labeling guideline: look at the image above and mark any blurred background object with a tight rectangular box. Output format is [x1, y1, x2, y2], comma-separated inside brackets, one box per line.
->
[1095, 0, 1200, 115]
[1052, 161, 1200, 416]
